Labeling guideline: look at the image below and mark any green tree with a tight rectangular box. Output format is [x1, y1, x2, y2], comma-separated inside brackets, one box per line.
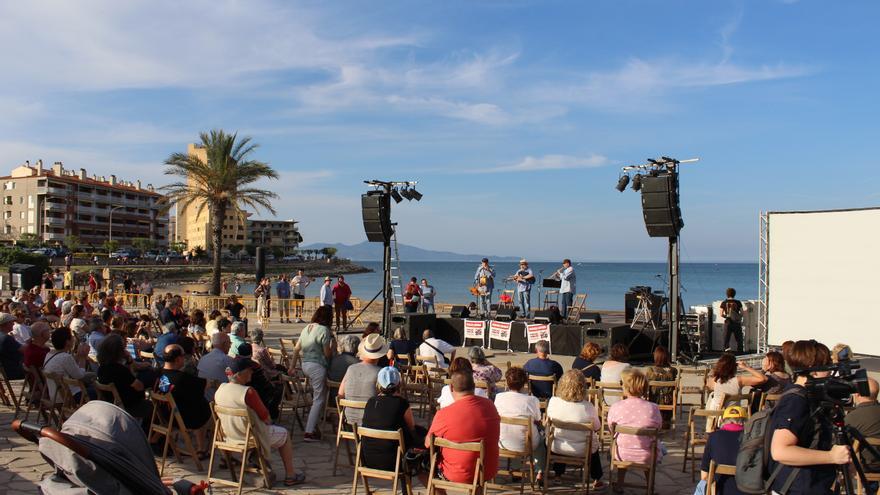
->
[103, 239, 119, 253]
[321, 247, 338, 259]
[132, 237, 155, 254]
[272, 247, 284, 259]
[17, 232, 41, 249]
[169, 241, 187, 254]
[64, 235, 81, 253]
[161, 130, 278, 295]
[193, 245, 206, 258]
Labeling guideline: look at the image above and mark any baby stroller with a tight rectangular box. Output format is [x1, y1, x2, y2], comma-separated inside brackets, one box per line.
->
[12, 400, 206, 495]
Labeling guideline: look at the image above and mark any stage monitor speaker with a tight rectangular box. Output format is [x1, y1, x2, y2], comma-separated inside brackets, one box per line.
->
[578, 312, 602, 325]
[255, 247, 266, 283]
[533, 309, 551, 324]
[495, 307, 516, 321]
[362, 192, 393, 243]
[581, 324, 633, 353]
[640, 173, 683, 238]
[391, 313, 437, 343]
[450, 305, 470, 318]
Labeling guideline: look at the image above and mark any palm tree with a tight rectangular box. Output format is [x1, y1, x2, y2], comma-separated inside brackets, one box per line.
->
[161, 130, 278, 295]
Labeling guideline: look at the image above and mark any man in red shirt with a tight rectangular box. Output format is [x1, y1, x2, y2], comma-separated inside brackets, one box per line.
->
[424, 370, 500, 486]
[22, 322, 51, 370]
[331, 276, 352, 331]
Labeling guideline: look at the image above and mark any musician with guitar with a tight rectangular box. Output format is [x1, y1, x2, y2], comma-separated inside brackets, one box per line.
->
[473, 258, 495, 317]
[513, 259, 536, 319]
[719, 287, 744, 353]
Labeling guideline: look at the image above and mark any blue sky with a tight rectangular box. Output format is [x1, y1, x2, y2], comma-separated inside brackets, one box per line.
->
[1, 1, 877, 262]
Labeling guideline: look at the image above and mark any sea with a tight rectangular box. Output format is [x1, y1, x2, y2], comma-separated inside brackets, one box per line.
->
[185, 261, 758, 311]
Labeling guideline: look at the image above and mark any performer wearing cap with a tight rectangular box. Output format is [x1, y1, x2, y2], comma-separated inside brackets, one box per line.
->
[473, 258, 495, 317]
[215, 356, 305, 486]
[554, 259, 576, 318]
[514, 259, 535, 319]
[700, 405, 747, 493]
[319, 276, 333, 308]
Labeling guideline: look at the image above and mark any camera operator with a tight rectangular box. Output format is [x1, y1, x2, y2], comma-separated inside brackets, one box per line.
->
[844, 377, 880, 473]
[769, 340, 850, 494]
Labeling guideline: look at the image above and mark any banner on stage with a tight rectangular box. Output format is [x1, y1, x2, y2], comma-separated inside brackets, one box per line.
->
[489, 321, 512, 342]
[526, 323, 551, 344]
[463, 319, 486, 346]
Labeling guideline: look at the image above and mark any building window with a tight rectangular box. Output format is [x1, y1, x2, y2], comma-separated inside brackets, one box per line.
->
[19, 212, 25, 219]
[4, 225, 11, 234]
[3, 181, 14, 190]
[3, 211, 9, 219]
[2, 196, 10, 205]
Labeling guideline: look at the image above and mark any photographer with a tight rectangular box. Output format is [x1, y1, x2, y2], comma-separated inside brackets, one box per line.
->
[769, 340, 850, 494]
[844, 377, 880, 473]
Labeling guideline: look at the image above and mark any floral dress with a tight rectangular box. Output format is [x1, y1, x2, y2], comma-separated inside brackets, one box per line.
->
[472, 362, 503, 399]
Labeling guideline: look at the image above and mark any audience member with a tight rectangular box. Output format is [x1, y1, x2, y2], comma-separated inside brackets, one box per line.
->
[645, 345, 678, 428]
[228, 321, 247, 357]
[11, 310, 31, 345]
[339, 333, 387, 427]
[198, 332, 233, 400]
[844, 377, 880, 473]
[523, 340, 563, 400]
[388, 326, 414, 364]
[600, 344, 632, 405]
[424, 369, 500, 486]
[494, 366, 546, 481]
[96, 334, 152, 422]
[154, 322, 179, 366]
[706, 353, 766, 411]
[361, 366, 426, 471]
[546, 370, 603, 488]
[607, 369, 663, 484]
[750, 350, 791, 414]
[86, 317, 109, 359]
[215, 357, 305, 486]
[571, 342, 602, 383]
[158, 344, 211, 457]
[293, 305, 334, 442]
[469, 346, 502, 398]
[22, 322, 51, 371]
[418, 329, 456, 368]
[328, 335, 360, 382]
[177, 336, 199, 375]
[438, 357, 489, 408]
[0, 312, 24, 380]
[44, 327, 95, 402]
[237, 343, 283, 421]
[699, 405, 747, 495]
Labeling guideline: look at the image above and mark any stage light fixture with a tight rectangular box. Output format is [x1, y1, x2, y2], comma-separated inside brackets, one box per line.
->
[616, 174, 630, 192]
[631, 173, 642, 191]
[409, 188, 422, 201]
[400, 188, 413, 200]
[390, 188, 403, 203]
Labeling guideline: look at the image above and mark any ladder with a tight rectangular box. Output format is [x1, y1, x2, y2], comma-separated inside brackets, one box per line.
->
[389, 231, 404, 311]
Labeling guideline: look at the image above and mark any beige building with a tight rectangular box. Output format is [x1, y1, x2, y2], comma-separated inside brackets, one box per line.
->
[247, 219, 302, 255]
[0, 160, 168, 247]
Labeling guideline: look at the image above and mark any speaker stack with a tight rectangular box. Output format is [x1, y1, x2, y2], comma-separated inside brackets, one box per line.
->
[640, 172, 683, 238]
[362, 192, 393, 242]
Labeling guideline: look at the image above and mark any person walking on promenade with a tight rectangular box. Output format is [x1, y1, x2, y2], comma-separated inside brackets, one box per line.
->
[332, 276, 352, 331]
[291, 269, 311, 323]
[514, 259, 535, 319]
[474, 258, 495, 317]
[420, 278, 436, 313]
[276, 275, 291, 324]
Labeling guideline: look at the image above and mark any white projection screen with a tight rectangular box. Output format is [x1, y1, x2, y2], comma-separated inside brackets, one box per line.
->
[768, 208, 880, 355]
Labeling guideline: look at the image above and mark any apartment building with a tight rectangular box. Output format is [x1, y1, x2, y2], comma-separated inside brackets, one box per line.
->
[247, 219, 303, 255]
[0, 160, 168, 247]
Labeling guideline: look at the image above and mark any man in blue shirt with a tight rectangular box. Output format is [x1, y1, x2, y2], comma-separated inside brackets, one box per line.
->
[556, 259, 576, 318]
[276, 275, 292, 324]
[522, 340, 563, 399]
[420, 278, 436, 313]
[513, 259, 535, 319]
[473, 258, 495, 317]
[0, 313, 24, 380]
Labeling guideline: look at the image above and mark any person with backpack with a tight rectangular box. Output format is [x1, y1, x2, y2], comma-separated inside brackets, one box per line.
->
[736, 339, 850, 494]
[720, 288, 744, 352]
[699, 405, 748, 494]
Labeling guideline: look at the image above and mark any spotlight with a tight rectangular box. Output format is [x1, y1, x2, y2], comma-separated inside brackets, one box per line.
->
[390, 189, 403, 203]
[400, 188, 413, 201]
[409, 188, 422, 201]
[631, 173, 642, 191]
[615, 174, 630, 192]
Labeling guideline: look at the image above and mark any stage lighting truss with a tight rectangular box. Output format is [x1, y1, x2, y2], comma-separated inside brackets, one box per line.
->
[364, 180, 423, 203]
[614, 156, 699, 192]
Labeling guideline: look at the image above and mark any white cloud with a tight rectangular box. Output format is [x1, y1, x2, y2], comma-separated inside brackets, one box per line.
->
[470, 154, 610, 174]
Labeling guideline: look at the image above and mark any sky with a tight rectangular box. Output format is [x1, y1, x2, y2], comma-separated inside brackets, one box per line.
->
[0, 0, 877, 262]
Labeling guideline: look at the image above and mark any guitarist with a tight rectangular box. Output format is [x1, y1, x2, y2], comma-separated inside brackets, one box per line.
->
[720, 287, 744, 353]
[473, 258, 495, 317]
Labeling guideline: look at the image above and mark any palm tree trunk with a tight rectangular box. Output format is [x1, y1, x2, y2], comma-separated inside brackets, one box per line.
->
[210, 202, 226, 296]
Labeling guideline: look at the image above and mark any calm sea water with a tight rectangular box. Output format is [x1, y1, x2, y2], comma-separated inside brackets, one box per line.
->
[187, 261, 758, 311]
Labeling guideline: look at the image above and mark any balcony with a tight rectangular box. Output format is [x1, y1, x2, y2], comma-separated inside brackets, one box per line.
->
[44, 232, 65, 241]
[44, 217, 66, 226]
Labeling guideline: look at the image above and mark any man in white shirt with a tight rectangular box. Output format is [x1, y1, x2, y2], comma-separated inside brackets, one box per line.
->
[319, 276, 333, 307]
[197, 332, 233, 400]
[417, 329, 456, 368]
[291, 270, 312, 323]
[556, 259, 576, 318]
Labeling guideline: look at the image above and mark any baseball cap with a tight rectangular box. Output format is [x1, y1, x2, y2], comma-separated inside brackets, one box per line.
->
[228, 357, 256, 374]
[237, 342, 253, 358]
[377, 366, 401, 389]
[722, 405, 748, 420]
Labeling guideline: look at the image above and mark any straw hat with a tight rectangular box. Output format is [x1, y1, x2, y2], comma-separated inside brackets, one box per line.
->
[358, 333, 389, 360]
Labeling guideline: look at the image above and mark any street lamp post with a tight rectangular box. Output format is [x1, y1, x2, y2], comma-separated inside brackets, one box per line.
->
[108, 205, 125, 261]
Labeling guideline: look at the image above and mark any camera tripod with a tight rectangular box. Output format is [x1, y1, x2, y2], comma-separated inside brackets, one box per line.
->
[815, 403, 880, 495]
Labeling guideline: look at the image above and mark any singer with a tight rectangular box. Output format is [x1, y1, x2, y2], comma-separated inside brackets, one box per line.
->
[513, 259, 535, 318]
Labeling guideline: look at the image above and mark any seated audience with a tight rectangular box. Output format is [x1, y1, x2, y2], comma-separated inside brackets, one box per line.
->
[750, 350, 791, 414]
[523, 340, 563, 400]
[418, 329, 455, 368]
[546, 370, 603, 488]
[388, 326, 414, 364]
[438, 357, 489, 408]
[44, 327, 96, 402]
[22, 322, 51, 371]
[11, 310, 31, 345]
[339, 333, 387, 426]
[198, 332, 233, 400]
[158, 344, 211, 458]
[215, 357, 305, 486]
[0, 312, 24, 380]
[607, 369, 663, 474]
[645, 345, 678, 428]
[96, 334, 152, 421]
[700, 405, 747, 495]
[844, 377, 880, 473]
[494, 366, 546, 481]
[177, 336, 199, 376]
[706, 353, 766, 411]
[600, 344, 632, 405]
[328, 335, 360, 382]
[571, 342, 602, 383]
[154, 322, 179, 366]
[237, 343, 282, 421]
[469, 346, 502, 398]
[424, 369, 500, 486]
[87, 315, 109, 359]
[361, 366, 426, 471]
[228, 321, 247, 357]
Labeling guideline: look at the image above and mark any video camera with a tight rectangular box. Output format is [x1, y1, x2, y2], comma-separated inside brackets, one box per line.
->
[798, 346, 870, 406]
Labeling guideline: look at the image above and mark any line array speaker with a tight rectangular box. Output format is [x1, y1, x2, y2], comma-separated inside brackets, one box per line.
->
[640, 172, 683, 238]
[362, 192, 393, 243]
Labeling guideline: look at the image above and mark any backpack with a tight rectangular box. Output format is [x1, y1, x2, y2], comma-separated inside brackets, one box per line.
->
[735, 387, 816, 494]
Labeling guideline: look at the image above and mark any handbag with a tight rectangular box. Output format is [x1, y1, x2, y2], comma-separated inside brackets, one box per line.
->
[344, 300, 354, 311]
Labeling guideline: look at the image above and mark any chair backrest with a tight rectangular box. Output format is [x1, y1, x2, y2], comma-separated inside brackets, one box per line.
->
[94, 381, 124, 407]
[610, 424, 659, 465]
[416, 354, 437, 366]
[212, 403, 259, 449]
[526, 374, 557, 396]
[706, 460, 737, 495]
[339, 398, 368, 424]
[498, 416, 532, 456]
[354, 426, 406, 477]
[429, 434, 485, 493]
[689, 408, 723, 432]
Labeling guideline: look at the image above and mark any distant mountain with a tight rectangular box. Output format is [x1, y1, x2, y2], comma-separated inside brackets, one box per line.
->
[300, 241, 519, 262]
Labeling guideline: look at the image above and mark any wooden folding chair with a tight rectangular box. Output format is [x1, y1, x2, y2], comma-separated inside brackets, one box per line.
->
[544, 418, 594, 493]
[279, 373, 313, 432]
[352, 426, 413, 495]
[46, 373, 86, 424]
[20, 365, 57, 424]
[15, 365, 40, 420]
[681, 408, 723, 481]
[853, 437, 880, 495]
[648, 380, 679, 426]
[323, 379, 342, 433]
[333, 398, 367, 475]
[675, 366, 708, 417]
[598, 384, 624, 451]
[565, 293, 588, 324]
[427, 434, 485, 495]
[207, 403, 273, 495]
[0, 364, 20, 412]
[94, 381, 124, 407]
[526, 374, 557, 410]
[706, 460, 737, 495]
[266, 347, 287, 368]
[148, 389, 204, 474]
[487, 416, 535, 494]
[758, 392, 782, 411]
[610, 425, 660, 494]
[723, 393, 752, 410]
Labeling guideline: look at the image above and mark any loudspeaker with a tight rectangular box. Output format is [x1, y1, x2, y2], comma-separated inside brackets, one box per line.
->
[494, 307, 516, 321]
[581, 324, 633, 352]
[391, 313, 437, 343]
[578, 312, 602, 325]
[640, 172, 683, 238]
[255, 247, 266, 282]
[362, 192, 393, 243]
[533, 309, 551, 323]
[450, 305, 470, 318]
